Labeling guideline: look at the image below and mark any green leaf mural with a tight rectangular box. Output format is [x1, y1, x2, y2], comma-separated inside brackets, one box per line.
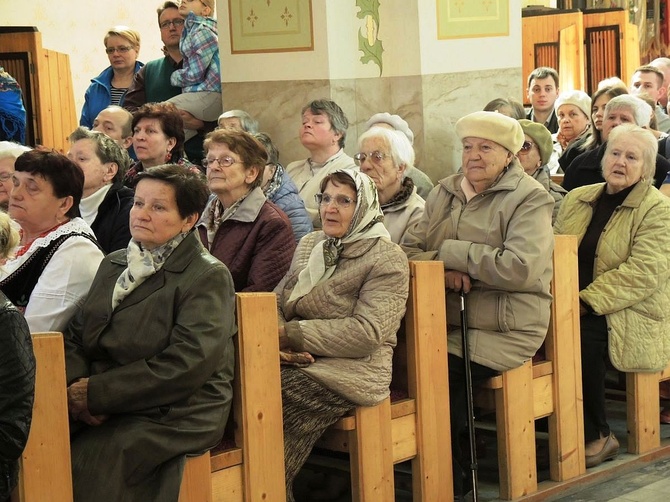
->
[356, 0, 383, 76]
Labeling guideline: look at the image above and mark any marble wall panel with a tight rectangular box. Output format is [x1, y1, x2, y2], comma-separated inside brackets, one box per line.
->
[222, 67, 521, 182]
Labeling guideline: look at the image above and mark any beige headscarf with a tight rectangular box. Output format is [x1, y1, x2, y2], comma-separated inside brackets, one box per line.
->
[288, 169, 390, 302]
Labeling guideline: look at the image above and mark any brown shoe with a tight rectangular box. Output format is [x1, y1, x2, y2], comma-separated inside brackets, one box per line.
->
[585, 432, 619, 468]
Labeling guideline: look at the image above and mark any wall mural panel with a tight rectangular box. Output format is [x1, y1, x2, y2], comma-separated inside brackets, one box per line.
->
[228, 0, 313, 53]
[437, 0, 510, 39]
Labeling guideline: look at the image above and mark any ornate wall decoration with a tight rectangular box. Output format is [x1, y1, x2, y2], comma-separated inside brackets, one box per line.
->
[357, 0, 384, 76]
[437, 0, 510, 39]
[229, 0, 313, 53]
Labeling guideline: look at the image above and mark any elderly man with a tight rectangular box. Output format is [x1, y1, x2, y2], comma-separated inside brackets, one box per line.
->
[92, 105, 133, 150]
[123, 1, 213, 163]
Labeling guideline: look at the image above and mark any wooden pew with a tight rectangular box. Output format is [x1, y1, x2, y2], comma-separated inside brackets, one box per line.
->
[209, 293, 286, 502]
[12, 332, 73, 502]
[626, 364, 670, 454]
[314, 260, 453, 502]
[476, 234, 585, 500]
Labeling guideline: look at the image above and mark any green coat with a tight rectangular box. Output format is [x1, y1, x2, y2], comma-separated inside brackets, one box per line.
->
[64, 232, 236, 501]
[554, 182, 670, 371]
[401, 163, 555, 371]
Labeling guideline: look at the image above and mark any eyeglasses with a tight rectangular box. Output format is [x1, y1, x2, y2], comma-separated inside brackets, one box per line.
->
[0, 173, 12, 182]
[315, 193, 356, 209]
[159, 19, 186, 29]
[202, 156, 242, 168]
[520, 141, 535, 152]
[105, 46, 134, 55]
[354, 151, 389, 166]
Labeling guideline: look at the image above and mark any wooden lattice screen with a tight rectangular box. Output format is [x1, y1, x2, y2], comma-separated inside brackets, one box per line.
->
[585, 25, 621, 95]
[534, 42, 560, 71]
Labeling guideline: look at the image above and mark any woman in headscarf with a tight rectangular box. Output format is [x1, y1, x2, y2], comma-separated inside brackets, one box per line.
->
[274, 168, 409, 502]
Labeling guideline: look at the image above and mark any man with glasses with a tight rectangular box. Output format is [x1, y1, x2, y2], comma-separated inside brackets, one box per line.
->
[124, 1, 213, 164]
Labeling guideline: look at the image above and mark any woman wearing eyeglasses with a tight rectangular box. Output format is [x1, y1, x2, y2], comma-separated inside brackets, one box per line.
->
[517, 120, 567, 223]
[197, 130, 295, 292]
[401, 111, 554, 499]
[275, 168, 409, 502]
[355, 126, 425, 244]
[80, 26, 143, 129]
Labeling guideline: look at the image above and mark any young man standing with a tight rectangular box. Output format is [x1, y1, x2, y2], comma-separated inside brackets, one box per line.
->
[526, 67, 560, 134]
[630, 64, 670, 133]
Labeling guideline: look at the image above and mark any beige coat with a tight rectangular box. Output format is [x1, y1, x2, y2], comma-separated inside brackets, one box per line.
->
[382, 186, 425, 244]
[532, 166, 567, 224]
[275, 232, 409, 406]
[401, 163, 555, 371]
[554, 182, 670, 371]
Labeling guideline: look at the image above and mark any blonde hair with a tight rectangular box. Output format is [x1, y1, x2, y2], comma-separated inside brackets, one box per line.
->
[0, 212, 19, 261]
[104, 26, 141, 50]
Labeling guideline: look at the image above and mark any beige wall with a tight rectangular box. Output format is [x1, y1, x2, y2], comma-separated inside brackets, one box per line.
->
[0, 0, 170, 120]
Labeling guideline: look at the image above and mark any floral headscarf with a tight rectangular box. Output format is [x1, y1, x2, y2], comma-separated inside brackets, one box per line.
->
[288, 168, 390, 302]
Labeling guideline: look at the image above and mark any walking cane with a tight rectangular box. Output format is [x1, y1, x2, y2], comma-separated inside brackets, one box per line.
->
[460, 290, 479, 501]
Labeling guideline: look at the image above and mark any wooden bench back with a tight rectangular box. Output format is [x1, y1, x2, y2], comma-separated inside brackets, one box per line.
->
[13, 332, 73, 502]
[210, 293, 286, 502]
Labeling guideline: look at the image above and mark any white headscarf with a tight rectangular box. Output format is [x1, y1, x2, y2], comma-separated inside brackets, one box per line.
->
[288, 169, 390, 302]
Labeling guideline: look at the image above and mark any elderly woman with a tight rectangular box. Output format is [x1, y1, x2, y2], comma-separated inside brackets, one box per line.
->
[554, 124, 670, 467]
[68, 127, 133, 253]
[563, 95, 670, 191]
[286, 99, 356, 228]
[356, 126, 425, 243]
[64, 164, 235, 502]
[363, 112, 434, 198]
[0, 141, 30, 211]
[549, 90, 592, 174]
[124, 102, 200, 186]
[198, 130, 295, 291]
[401, 111, 554, 498]
[276, 168, 409, 502]
[0, 212, 35, 502]
[517, 119, 567, 223]
[80, 26, 143, 129]
[0, 149, 103, 332]
[559, 85, 628, 172]
[217, 109, 259, 133]
[254, 132, 312, 241]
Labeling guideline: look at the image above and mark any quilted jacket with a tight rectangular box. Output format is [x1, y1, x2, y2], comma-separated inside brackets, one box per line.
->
[0, 292, 35, 501]
[275, 232, 409, 406]
[401, 163, 555, 371]
[554, 182, 670, 371]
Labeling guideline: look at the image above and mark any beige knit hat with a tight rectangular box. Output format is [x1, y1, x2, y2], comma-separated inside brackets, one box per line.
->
[455, 111, 525, 153]
[365, 112, 414, 144]
[554, 90, 591, 118]
[518, 119, 553, 166]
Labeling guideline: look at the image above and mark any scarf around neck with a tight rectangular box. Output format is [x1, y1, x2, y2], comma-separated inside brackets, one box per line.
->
[111, 232, 188, 309]
[288, 168, 390, 303]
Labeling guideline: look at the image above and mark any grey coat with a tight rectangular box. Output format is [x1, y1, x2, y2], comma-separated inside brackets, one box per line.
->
[64, 231, 236, 502]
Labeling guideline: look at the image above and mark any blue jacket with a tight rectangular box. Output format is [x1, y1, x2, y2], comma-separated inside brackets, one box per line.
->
[268, 173, 313, 242]
[80, 62, 143, 128]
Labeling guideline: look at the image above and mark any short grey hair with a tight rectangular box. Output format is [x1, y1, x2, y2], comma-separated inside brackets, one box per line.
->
[605, 95, 653, 127]
[357, 126, 415, 174]
[68, 126, 132, 182]
[0, 141, 31, 162]
[301, 99, 349, 149]
[218, 109, 259, 133]
[602, 124, 657, 185]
